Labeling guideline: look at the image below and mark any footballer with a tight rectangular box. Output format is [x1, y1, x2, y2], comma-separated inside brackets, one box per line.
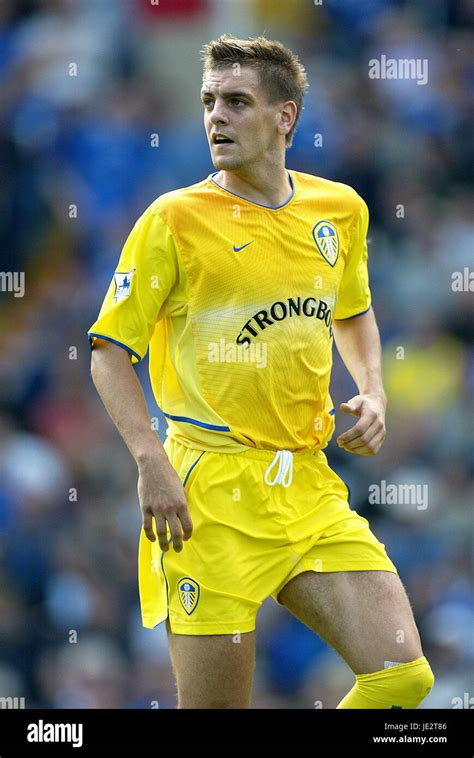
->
[89, 35, 434, 709]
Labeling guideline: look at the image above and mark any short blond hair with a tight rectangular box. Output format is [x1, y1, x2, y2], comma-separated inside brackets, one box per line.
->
[201, 34, 309, 147]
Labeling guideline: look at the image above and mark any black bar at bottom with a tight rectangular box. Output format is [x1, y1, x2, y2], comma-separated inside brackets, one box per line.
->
[0, 708, 471, 756]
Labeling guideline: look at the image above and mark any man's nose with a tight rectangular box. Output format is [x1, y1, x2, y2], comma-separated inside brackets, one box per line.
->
[209, 101, 228, 125]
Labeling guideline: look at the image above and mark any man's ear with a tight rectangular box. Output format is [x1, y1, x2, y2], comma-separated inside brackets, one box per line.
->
[277, 100, 297, 138]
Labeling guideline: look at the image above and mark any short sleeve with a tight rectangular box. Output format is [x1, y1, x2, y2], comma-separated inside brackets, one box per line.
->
[334, 196, 371, 320]
[88, 208, 179, 362]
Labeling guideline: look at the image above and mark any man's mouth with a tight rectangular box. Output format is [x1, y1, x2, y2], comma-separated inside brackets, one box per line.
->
[212, 134, 235, 145]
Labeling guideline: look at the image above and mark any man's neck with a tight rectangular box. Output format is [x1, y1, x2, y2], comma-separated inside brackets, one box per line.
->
[214, 164, 292, 208]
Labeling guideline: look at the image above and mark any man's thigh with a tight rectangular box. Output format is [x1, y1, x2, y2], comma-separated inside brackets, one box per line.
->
[278, 570, 424, 674]
[166, 622, 256, 708]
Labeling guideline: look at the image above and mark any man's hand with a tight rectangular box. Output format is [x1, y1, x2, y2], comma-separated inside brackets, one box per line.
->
[336, 393, 387, 456]
[138, 454, 193, 552]
[90, 340, 193, 551]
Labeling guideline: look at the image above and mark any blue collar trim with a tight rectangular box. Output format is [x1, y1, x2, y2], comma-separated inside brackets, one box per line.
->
[210, 170, 295, 210]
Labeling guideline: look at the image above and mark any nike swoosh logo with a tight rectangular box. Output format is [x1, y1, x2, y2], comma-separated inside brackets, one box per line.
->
[233, 241, 254, 252]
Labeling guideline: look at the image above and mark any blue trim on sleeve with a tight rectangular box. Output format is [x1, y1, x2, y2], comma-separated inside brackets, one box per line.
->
[183, 451, 205, 488]
[88, 332, 142, 362]
[329, 408, 336, 415]
[334, 306, 371, 321]
[162, 411, 231, 432]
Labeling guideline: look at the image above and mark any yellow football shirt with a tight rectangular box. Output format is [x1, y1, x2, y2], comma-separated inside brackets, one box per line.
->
[88, 170, 371, 452]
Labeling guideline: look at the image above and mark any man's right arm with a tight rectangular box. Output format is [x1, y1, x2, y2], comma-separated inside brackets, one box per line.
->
[90, 338, 192, 552]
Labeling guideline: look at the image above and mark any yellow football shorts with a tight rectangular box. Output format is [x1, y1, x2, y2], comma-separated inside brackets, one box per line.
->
[138, 437, 398, 634]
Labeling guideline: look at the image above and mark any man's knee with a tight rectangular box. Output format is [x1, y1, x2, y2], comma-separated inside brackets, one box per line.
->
[337, 656, 435, 709]
[406, 657, 435, 705]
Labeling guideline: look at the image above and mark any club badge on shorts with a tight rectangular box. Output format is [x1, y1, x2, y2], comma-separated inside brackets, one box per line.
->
[177, 577, 200, 615]
[312, 221, 339, 267]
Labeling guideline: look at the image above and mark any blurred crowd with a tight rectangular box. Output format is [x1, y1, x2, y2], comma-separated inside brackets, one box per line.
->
[0, 0, 472, 709]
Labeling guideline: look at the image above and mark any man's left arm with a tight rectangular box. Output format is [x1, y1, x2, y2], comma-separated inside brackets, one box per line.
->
[332, 306, 387, 456]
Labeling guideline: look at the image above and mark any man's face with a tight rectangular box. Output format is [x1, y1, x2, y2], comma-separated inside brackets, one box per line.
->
[201, 66, 284, 171]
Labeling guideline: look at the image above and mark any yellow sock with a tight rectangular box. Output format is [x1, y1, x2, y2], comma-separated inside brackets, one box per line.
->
[337, 656, 434, 709]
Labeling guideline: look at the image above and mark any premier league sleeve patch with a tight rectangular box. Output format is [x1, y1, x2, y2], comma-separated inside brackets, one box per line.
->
[177, 577, 200, 615]
[113, 269, 135, 303]
[312, 221, 339, 267]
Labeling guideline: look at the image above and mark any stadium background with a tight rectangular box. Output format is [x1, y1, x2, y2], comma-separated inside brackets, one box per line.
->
[0, 0, 472, 709]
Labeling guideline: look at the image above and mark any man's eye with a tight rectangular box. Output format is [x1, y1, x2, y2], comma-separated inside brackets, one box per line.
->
[230, 99, 244, 106]
[202, 100, 214, 108]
